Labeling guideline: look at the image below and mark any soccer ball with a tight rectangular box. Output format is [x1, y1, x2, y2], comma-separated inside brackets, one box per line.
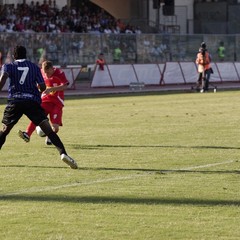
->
[36, 126, 46, 137]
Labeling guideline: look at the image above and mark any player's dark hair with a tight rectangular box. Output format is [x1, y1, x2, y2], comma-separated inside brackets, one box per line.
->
[13, 45, 27, 59]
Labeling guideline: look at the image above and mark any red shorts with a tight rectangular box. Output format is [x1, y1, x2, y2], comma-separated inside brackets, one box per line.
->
[41, 102, 63, 126]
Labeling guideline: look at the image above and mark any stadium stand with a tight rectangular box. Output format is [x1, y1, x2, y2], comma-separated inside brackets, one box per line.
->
[0, 0, 141, 34]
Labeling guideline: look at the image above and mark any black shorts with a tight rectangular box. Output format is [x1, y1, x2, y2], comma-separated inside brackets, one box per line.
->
[2, 100, 48, 126]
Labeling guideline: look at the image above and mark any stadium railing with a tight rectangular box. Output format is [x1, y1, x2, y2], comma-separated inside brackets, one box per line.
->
[0, 32, 239, 66]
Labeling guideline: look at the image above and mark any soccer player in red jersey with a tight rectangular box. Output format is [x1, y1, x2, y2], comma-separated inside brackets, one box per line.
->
[18, 60, 69, 145]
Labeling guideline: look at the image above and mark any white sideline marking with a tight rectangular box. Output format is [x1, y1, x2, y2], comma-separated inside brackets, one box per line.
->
[177, 160, 235, 171]
[1, 160, 236, 197]
[1, 174, 150, 196]
[161, 160, 236, 173]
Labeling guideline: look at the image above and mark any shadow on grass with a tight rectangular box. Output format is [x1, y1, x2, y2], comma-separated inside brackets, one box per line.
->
[0, 165, 239, 175]
[0, 165, 68, 169]
[71, 144, 240, 150]
[0, 194, 239, 206]
[81, 167, 240, 175]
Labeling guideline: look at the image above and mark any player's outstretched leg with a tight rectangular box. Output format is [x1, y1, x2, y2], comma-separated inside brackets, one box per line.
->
[47, 131, 78, 169]
[39, 120, 78, 169]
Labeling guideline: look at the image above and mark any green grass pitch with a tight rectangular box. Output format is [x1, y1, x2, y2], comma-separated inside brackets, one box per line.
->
[0, 90, 239, 239]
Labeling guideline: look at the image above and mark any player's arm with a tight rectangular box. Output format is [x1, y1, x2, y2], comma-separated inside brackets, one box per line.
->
[44, 83, 68, 94]
[36, 67, 46, 92]
[0, 71, 8, 91]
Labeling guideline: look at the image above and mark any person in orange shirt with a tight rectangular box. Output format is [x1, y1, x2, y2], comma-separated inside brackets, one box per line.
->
[96, 53, 105, 71]
[196, 42, 212, 92]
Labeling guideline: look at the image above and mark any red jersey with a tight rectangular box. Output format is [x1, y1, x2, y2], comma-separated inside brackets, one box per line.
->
[96, 58, 105, 70]
[41, 68, 69, 107]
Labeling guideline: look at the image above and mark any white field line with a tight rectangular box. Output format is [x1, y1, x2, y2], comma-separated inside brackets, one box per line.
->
[1, 160, 236, 197]
[164, 160, 236, 173]
[180, 160, 236, 170]
[1, 174, 150, 197]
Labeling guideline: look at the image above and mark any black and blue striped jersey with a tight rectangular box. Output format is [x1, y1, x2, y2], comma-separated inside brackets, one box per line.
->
[2, 59, 44, 104]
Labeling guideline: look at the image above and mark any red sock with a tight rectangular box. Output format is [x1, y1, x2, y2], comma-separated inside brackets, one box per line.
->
[26, 122, 37, 137]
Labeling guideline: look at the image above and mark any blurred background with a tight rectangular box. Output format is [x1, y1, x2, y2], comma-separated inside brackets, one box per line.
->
[0, 0, 239, 66]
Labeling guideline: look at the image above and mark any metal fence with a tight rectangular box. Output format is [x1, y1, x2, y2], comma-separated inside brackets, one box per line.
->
[0, 32, 239, 66]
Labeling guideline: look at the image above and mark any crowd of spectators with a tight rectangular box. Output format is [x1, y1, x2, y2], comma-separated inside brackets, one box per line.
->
[0, 0, 142, 34]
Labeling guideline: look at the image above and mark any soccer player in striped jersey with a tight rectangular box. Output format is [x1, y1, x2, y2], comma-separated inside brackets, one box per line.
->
[0, 45, 78, 169]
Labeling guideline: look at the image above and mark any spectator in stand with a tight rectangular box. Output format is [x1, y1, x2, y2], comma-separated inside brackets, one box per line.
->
[113, 46, 122, 63]
[0, 20, 7, 32]
[116, 19, 126, 33]
[15, 19, 25, 32]
[125, 24, 134, 34]
[104, 25, 112, 34]
[135, 26, 142, 34]
[217, 41, 225, 62]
